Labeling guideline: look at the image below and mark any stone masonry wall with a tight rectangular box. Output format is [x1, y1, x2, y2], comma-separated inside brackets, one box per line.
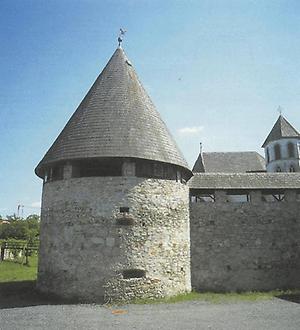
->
[37, 177, 191, 302]
[190, 190, 300, 292]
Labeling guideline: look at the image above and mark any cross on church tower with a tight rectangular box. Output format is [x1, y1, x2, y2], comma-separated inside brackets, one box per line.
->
[277, 105, 283, 115]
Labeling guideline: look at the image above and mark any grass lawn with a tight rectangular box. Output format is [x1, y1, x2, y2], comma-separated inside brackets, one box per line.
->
[130, 290, 300, 305]
[0, 256, 299, 307]
[0, 255, 38, 283]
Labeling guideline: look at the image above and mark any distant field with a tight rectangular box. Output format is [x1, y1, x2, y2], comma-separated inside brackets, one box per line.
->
[0, 255, 38, 283]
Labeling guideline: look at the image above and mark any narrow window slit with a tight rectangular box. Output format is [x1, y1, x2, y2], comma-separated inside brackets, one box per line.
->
[122, 269, 146, 279]
[120, 207, 129, 213]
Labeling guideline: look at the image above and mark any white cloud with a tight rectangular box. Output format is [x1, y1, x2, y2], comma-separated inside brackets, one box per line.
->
[30, 201, 41, 208]
[178, 126, 204, 135]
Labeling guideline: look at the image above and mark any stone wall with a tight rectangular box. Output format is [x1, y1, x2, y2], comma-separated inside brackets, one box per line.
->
[190, 190, 300, 292]
[37, 177, 191, 302]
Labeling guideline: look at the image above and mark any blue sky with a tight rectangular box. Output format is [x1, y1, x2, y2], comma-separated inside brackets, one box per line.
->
[1, 0, 300, 217]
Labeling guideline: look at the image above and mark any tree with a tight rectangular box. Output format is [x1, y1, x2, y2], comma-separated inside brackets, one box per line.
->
[0, 214, 40, 241]
[25, 214, 40, 242]
[5, 214, 21, 222]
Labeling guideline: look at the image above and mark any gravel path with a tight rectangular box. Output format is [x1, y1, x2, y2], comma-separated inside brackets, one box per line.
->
[1, 298, 300, 330]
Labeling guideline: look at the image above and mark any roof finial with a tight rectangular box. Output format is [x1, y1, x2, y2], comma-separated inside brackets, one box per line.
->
[118, 28, 127, 47]
[200, 142, 203, 154]
[277, 105, 283, 116]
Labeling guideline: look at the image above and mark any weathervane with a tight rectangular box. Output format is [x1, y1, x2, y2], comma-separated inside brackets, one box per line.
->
[118, 28, 127, 47]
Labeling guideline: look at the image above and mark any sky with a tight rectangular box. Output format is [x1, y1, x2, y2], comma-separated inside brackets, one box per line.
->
[1, 0, 300, 217]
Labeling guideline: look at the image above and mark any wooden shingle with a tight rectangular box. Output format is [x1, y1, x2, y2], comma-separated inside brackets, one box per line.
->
[36, 48, 190, 176]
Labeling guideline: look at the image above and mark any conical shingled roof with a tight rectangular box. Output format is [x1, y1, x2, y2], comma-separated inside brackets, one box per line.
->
[36, 47, 190, 176]
[262, 115, 300, 147]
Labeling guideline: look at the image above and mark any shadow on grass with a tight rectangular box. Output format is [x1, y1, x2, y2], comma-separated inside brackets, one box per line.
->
[0, 281, 90, 309]
[1, 280, 299, 308]
[276, 292, 300, 304]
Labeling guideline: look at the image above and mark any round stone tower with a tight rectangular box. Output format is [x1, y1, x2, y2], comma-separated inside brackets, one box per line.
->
[35, 46, 192, 302]
[262, 115, 300, 173]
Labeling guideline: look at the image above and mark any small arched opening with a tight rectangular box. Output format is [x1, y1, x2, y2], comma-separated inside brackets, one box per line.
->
[290, 165, 295, 172]
[288, 142, 295, 158]
[274, 144, 281, 160]
[266, 147, 270, 163]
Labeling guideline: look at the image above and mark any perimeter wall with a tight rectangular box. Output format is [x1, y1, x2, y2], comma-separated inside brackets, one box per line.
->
[190, 190, 300, 292]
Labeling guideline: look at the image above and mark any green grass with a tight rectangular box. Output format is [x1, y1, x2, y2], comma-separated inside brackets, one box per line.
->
[0, 257, 299, 306]
[129, 290, 300, 305]
[0, 255, 38, 283]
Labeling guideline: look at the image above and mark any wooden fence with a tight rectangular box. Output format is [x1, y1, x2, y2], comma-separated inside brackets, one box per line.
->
[0, 241, 39, 264]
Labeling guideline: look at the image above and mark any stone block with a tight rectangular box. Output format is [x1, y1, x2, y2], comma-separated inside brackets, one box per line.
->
[91, 237, 104, 245]
[106, 237, 115, 247]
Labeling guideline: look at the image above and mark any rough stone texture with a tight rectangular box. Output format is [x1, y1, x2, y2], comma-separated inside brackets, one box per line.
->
[37, 177, 191, 302]
[190, 195, 300, 292]
[104, 277, 166, 303]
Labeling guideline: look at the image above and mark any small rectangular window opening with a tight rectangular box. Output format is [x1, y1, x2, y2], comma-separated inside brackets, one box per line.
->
[190, 190, 216, 203]
[122, 269, 146, 279]
[120, 207, 129, 213]
[226, 192, 250, 203]
[52, 166, 63, 181]
[153, 163, 164, 178]
[44, 166, 63, 182]
[262, 191, 285, 202]
[190, 194, 215, 203]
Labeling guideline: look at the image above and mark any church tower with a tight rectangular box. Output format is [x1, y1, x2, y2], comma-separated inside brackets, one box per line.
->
[262, 115, 300, 172]
[35, 46, 192, 302]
